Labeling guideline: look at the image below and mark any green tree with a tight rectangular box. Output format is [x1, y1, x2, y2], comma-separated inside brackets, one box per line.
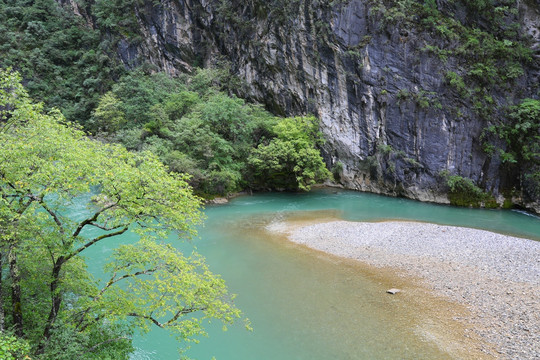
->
[0, 69, 244, 358]
[505, 99, 540, 164]
[197, 92, 251, 143]
[484, 99, 540, 168]
[110, 71, 186, 126]
[97, 70, 322, 196]
[249, 116, 330, 191]
[163, 90, 200, 121]
[88, 92, 126, 133]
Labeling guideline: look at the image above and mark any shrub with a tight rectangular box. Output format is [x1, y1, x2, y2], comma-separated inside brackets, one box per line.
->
[441, 171, 493, 207]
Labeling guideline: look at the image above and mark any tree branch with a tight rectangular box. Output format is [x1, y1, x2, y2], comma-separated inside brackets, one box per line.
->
[79, 336, 130, 358]
[76, 268, 156, 331]
[87, 222, 127, 231]
[39, 199, 65, 235]
[128, 313, 164, 328]
[128, 307, 206, 328]
[72, 202, 119, 238]
[165, 307, 206, 326]
[100, 268, 156, 294]
[67, 226, 128, 262]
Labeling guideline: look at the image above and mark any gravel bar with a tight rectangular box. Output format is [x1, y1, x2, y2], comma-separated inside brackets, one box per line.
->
[270, 220, 540, 360]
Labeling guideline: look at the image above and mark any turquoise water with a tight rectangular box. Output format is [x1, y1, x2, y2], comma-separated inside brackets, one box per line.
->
[84, 188, 540, 359]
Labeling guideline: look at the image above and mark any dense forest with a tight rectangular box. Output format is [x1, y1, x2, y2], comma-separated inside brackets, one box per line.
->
[88, 69, 330, 195]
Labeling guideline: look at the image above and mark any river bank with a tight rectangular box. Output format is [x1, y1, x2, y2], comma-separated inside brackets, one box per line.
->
[267, 219, 540, 360]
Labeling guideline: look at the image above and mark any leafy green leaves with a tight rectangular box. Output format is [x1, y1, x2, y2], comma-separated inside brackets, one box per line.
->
[249, 116, 330, 191]
[0, 0, 123, 123]
[483, 98, 540, 198]
[486, 99, 540, 163]
[0, 69, 244, 357]
[97, 70, 288, 196]
[89, 92, 126, 133]
[92, 240, 243, 342]
[0, 333, 30, 360]
[440, 171, 494, 207]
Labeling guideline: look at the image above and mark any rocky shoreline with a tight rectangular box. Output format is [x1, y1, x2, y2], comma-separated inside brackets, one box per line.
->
[268, 220, 540, 360]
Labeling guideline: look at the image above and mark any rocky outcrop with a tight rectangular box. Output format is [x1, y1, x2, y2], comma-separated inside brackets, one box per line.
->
[61, 0, 540, 211]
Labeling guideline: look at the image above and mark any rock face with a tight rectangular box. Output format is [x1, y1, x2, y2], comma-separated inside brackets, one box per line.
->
[62, 0, 540, 211]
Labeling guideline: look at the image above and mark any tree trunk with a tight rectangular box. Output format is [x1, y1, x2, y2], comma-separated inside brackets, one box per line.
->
[38, 256, 64, 353]
[8, 244, 23, 337]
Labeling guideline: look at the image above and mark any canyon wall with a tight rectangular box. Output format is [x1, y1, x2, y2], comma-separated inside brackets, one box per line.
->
[63, 0, 540, 211]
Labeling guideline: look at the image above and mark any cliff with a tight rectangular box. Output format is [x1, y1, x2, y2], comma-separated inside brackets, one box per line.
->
[62, 0, 540, 212]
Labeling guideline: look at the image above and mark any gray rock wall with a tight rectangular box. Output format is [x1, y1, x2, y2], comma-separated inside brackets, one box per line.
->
[61, 0, 540, 211]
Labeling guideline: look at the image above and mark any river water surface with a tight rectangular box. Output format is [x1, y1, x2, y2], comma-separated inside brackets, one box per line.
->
[84, 188, 540, 359]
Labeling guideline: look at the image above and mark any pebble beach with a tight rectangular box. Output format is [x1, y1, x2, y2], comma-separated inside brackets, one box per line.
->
[268, 220, 540, 360]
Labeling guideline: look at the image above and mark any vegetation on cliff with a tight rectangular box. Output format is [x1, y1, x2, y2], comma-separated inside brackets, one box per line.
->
[0, 0, 123, 123]
[485, 98, 540, 198]
[365, 0, 539, 204]
[1, 0, 538, 206]
[0, 0, 330, 196]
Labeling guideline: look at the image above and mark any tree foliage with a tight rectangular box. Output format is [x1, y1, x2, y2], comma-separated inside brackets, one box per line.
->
[504, 99, 540, 163]
[248, 116, 331, 191]
[0, 333, 31, 360]
[0, 69, 244, 358]
[484, 98, 540, 197]
[103, 70, 264, 195]
[92, 69, 328, 196]
[440, 171, 494, 207]
[88, 92, 126, 133]
[0, 0, 123, 123]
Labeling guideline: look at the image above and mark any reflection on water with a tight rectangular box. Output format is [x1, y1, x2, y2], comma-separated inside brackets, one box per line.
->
[105, 188, 539, 359]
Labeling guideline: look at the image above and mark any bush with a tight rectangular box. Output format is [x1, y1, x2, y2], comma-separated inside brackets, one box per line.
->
[249, 116, 330, 191]
[0, 333, 31, 360]
[441, 171, 493, 207]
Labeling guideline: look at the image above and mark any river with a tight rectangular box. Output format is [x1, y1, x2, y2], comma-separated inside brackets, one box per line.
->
[84, 188, 540, 359]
